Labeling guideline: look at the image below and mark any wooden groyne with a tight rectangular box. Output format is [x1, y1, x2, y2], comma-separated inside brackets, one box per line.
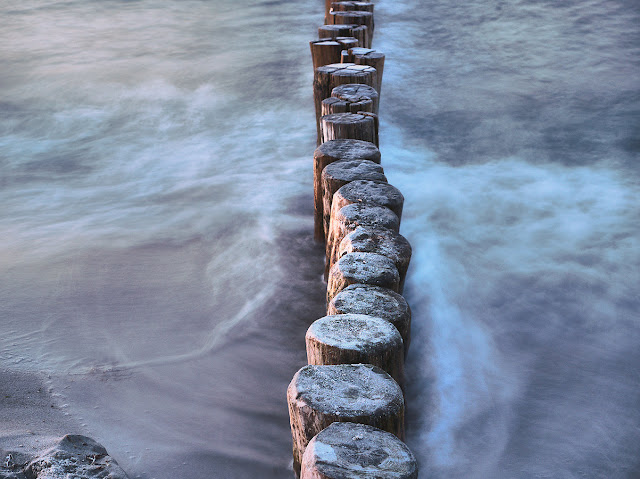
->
[287, 1, 418, 477]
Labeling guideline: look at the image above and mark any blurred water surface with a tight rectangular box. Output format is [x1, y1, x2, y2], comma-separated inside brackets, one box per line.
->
[1, 0, 639, 478]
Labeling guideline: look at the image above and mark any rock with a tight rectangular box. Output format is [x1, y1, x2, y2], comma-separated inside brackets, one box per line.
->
[24, 435, 129, 479]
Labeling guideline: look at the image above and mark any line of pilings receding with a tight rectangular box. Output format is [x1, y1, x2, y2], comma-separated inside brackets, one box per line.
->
[286, 1, 419, 478]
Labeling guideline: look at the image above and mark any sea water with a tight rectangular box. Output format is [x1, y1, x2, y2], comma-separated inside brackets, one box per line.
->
[1, 0, 638, 478]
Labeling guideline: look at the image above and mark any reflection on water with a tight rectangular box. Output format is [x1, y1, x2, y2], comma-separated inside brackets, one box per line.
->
[1, 0, 639, 478]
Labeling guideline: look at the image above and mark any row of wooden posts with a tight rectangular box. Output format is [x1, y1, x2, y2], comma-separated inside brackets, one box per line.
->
[286, 1, 419, 478]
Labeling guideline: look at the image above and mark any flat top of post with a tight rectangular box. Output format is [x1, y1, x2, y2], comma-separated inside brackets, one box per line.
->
[335, 203, 400, 232]
[330, 284, 411, 321]
[307, 314, 402, 353]
[314, 139, 380, 162]
[305, 422, 418, 478]
[289, 364, 403, 416]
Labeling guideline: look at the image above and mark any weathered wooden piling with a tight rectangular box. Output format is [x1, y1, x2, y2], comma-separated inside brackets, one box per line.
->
[320, 112, 379, 146]
[306, 313, 404, 384]
[313, 139, 381, 242]
[341, 47, 385, 93]
[287, 363, 405, 476]
[331, 1, 375, 14]
[300, 422, 418, 479]
[339, 226, 412, 292]
[327, 252, 400, 302]
[310, 37, 359, 71]
[328, 284, 412, 356]
[328, 11, 374, 48]
[321, 159, 386, 243]
[321, 92, 374, 115]
[318, 24, 368, 48]
[313, 63, 377, 144]
[332, 179, 404, 222]
[326, 83, 379, 114]
[326, 203, 400, 274]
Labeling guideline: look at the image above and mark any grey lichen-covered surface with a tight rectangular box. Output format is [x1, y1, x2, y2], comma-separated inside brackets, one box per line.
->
[333, 180, 404, 222]
[338, 226, 412, 292]
[327, 252, 400, 302]
[305, 314, 404, 384]
[326, 204, 400, 275]
[328, 284, 412, 354]
[322, 160, 387, 241]
[301, 422, 418, 479]
[287, 364, 404, 475]
[313, 139, 381, 242]
[1, 435, 128, 479]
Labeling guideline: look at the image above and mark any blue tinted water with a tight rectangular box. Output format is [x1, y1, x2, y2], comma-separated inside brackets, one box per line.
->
[1, 0, 638, 477]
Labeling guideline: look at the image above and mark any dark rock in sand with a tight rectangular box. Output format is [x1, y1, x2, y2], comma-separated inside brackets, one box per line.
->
[0, 435, 130, 479]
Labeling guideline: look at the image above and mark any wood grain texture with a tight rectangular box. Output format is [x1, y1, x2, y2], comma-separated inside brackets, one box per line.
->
[313, 63, 377, 145]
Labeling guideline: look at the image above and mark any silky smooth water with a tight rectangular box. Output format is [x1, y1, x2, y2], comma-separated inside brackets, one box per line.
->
[1, 0, 639, 478]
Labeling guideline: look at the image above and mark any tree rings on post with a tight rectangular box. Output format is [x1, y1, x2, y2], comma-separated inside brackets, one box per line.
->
[320, 112, 379, 146]
[341, 47, 385, 93]
[287, 363, 405, 476]
[321, 160, 387, 243]
[328, 284, 412, 355]
[328, 11, 374, 48]
[301, 422, 418, 479]
[314, 63, 377, 145]
[313, 139, 381, 242]
[306, 313, 404, 384]
[331, 1, 375, 14]
[338, 226, 412, 292]
[318, 24, 368, 48]
[331, 83, 379, 114]
[327, 252, 400, 302]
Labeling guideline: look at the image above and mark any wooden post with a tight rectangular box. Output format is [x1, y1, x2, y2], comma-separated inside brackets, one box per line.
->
[341, 47, 385, 93]
[338, 226, 412, 293]
[310, 37, 359, 71]
[318, 24, 368, 48]
[314, 63, 377, 145]
[332, 179, 404, 223]
[321, 159, 386, 244]
[287, 364, 404, 476]
[328, 284, 412, 356]
[321, 94, 374, 115]
[306, 313, 404, 385]
[328, 11, 374, 48]
[327, 252, 400, 302]
[331, 83, 379, 114]
[325, 203, 400, 275]
[320, 112, 379, 146]
[301, 422, 418, 479]
[331, 1, 374, 14]
[313, 139, 381, 242]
